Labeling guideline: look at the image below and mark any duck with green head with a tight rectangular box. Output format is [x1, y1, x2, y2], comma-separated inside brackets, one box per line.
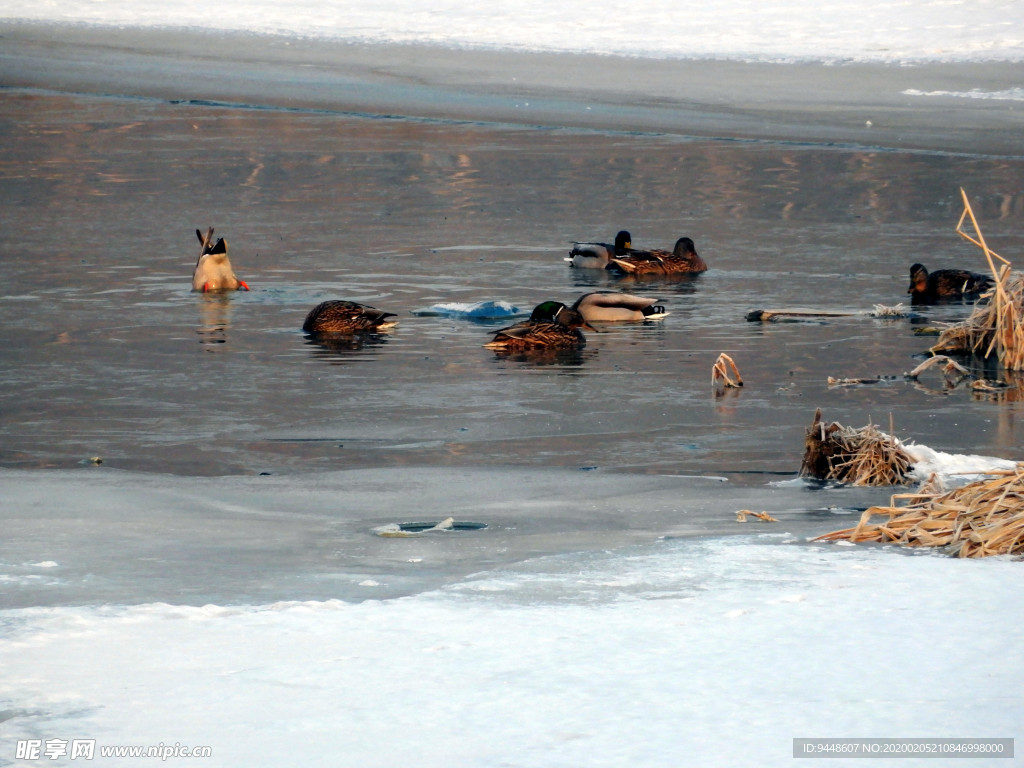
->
[484, 301, 595, 350]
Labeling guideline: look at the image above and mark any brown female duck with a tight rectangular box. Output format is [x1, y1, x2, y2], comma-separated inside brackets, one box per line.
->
[610, 237, 707, 275]
[907, 263, 993, 302]
[302, 300, 398, 333]
[484, 301, 594, 350]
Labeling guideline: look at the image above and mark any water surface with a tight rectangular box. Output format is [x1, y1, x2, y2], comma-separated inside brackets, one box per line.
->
[2, 90, 1023, 482]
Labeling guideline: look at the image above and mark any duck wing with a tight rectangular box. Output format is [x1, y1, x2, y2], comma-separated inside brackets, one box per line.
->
[567, 242, 615, 267]
[608, 253, 668, 274]
[932, 269, 994, 296]
[576, 291, 659, 311]
[302, 301, 396, 333]
[623, 247, 670, 262]
[485, 321, 584, 348]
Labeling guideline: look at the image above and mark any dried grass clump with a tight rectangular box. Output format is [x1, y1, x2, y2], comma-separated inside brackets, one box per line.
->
[871, 303, 911, 318]
[800, 408, 915, 486]
[933, 271, 1024, 361]
[932, 189, 1024, 369]
[735, 509, 779, 523]
[905, 355, 970, 381]
[814, 466, 1024, 557]
[712, 353, 743, 391]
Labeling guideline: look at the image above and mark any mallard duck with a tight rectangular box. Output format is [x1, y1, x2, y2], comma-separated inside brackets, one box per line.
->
[302, 300, 398, 333]
[192, 228, 249, 292]
[571, 291, 668, 322]
[907, 263, 993, 303]
[610, 236, 707, 275]
[567, 230, 632, 269]
[484, 301, 593, 350]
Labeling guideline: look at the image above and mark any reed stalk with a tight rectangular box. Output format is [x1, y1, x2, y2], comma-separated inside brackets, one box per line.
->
[815, 465, 1024, 557]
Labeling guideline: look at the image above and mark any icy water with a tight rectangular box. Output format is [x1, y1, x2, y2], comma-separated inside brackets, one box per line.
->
[2, 90, 1023, 481]
[2, 78, 1024, 768]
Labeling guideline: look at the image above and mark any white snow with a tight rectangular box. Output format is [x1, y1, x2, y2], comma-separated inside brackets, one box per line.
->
[2, 0, 1023, 64]
[903, 87, 1024, 100]
[2, 535, 1021, 767]
[905, 443, 1019, 486]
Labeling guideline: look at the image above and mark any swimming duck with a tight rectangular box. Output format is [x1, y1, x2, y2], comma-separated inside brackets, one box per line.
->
[192, 228, 249, 292]
[484, 301, 593, 350]
[567, 230, 632, 269]
[610, 237, 708, 275]
[302, 300, 398, 334]
[907, 263, 993, 303]
[571, 291, 668, 322]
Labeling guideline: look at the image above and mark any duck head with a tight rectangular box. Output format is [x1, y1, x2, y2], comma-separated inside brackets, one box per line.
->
[614, 230, 632, 255]
[907, 263, 928, 295]
[530, 301, 597, 332]
[672, 237, 697, 256]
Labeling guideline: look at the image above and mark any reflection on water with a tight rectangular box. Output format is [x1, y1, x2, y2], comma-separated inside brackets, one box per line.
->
[488, 347, 593, 367]
[195, 293, 233, 349]
[607, 271, 707, 289]
[303, 331, 392, 362]
[1, 91, 1024, 476]
[712, 386, 743, 423]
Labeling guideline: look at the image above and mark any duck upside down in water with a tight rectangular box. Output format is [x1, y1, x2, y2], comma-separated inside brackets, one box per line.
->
[571, 291, 668, 322]
[907, 263, 993, 302]
[192, 228, 249, 292]
[567, 230, 632, 269]
[302, 300, 398, 334]
[610, 237, 707, 275]
[484, 301, 594, 350]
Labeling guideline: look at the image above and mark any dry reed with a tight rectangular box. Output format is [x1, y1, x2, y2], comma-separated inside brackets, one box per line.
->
[814, 465, 1024, 557]
[735, 509, 779, 523]
[800, 408, 915, 486]
[712, 353, 743, 389]
[932, 189, 1024, 369]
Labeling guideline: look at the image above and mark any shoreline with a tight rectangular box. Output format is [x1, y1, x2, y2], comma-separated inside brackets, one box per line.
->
[2, 22, 1024, 155]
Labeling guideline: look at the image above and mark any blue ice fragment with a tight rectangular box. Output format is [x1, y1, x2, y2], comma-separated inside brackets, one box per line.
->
[412, 300, 523, 319]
